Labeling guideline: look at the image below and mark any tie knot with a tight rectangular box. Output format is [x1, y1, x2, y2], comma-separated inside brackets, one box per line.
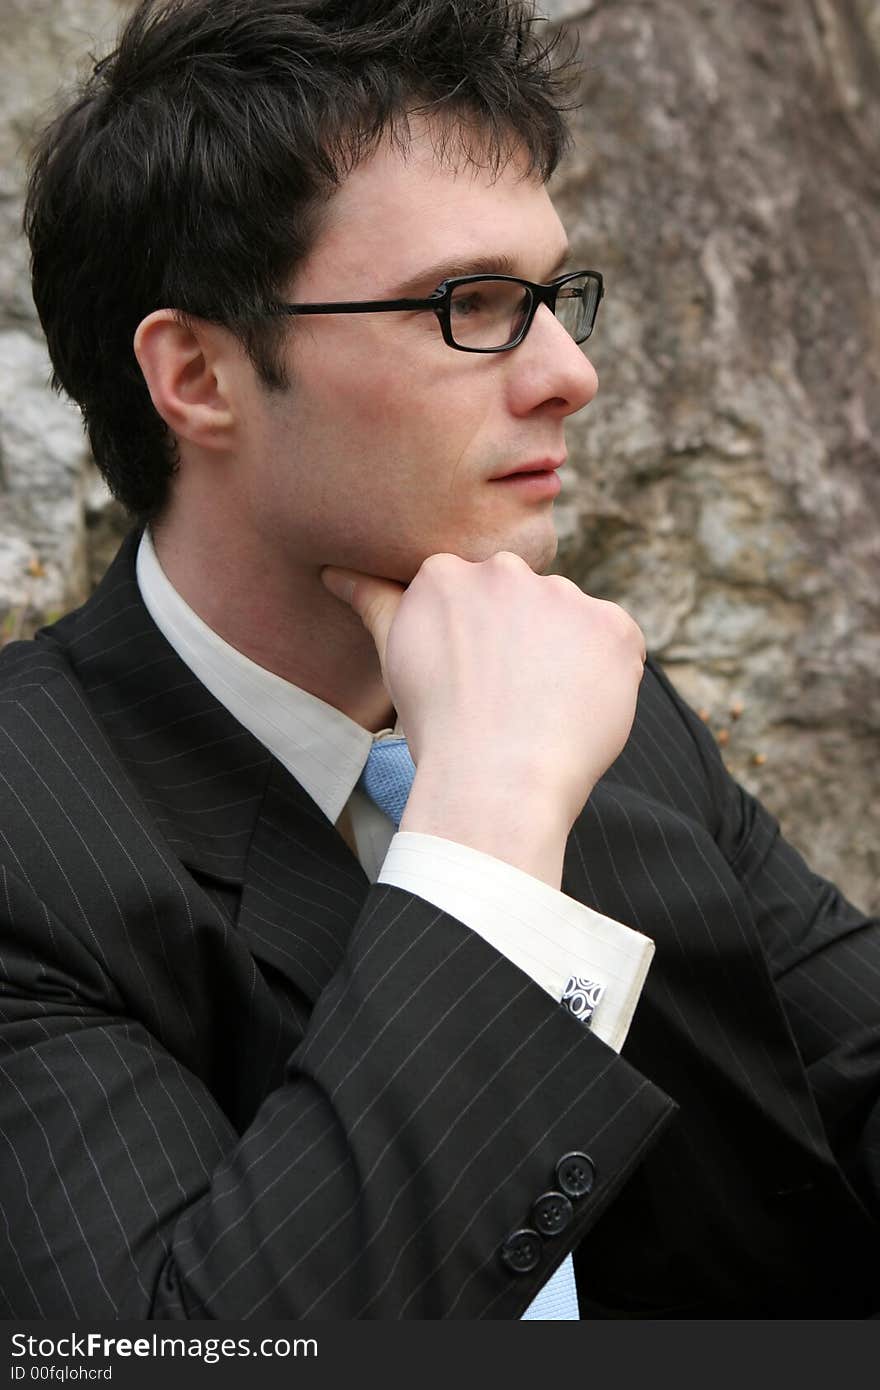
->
[359, 737, 416, 828]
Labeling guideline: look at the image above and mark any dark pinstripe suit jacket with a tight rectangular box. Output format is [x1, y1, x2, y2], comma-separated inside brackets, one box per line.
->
[0, 529, 876, 1318]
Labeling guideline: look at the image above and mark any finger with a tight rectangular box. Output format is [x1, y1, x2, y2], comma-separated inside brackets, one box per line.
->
[320, 566, 406, 665]
[319, 565, 357, 605]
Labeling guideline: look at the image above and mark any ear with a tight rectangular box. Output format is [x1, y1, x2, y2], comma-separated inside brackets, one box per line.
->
[133, 309, 236, 450]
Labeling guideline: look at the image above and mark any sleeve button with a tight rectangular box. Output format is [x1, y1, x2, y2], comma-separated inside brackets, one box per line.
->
[532, 1190, 574, 1237]
[556, 1151, 596, 1199]
[499, 1228, 542, 1274]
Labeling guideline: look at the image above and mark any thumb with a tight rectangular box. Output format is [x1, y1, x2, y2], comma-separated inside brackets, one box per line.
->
[320, 565, 406, 668]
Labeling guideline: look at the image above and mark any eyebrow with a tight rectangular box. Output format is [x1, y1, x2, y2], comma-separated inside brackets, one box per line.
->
[388, 244, 572, 298]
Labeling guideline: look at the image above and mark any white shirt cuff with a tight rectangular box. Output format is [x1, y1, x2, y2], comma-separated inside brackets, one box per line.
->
[378, 831, 654, 1052]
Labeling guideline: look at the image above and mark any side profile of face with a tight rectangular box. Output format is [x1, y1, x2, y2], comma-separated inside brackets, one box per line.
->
[224, 121, 599, 584]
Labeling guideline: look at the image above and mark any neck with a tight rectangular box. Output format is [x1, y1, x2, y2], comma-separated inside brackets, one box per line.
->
[149, 517, 395, 735]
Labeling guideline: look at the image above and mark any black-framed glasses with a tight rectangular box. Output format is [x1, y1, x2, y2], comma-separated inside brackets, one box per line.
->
[264, 269, 603, 353]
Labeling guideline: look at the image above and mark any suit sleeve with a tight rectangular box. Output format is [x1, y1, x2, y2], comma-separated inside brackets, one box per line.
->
[650, 661, 880, 1223]
[0, 859, 674, 1320]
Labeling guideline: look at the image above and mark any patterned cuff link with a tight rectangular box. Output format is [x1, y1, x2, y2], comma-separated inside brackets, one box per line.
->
[561, 975, 606, 1027]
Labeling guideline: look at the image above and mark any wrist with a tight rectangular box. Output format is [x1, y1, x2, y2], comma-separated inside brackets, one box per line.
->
[399, 770, 570, 890]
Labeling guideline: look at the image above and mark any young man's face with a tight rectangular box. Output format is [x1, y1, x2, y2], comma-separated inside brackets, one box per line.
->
[241, 122, 598, 582]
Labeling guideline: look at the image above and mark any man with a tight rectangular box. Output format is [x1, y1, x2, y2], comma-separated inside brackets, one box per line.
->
[3, 0, 876, 1318]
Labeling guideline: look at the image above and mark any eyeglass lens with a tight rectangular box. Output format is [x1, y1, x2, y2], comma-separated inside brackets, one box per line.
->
[447, 273, 597, 350]
[556, 275, 600, 344]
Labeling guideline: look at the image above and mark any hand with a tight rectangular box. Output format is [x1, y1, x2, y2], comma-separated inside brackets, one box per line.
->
[321, 553, 645, 885]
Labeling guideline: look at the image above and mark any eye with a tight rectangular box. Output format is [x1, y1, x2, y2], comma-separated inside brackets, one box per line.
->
[447, 280, 534, 349]
[450, 291, 486, 319]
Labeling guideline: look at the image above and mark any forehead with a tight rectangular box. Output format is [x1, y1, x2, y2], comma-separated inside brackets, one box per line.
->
[296, 122, 569, 294]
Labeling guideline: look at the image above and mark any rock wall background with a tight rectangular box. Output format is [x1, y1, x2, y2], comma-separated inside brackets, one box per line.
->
[1, 0, 878, 910]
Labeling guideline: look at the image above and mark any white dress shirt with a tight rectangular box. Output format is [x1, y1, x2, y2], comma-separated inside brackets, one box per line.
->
[136, 529, 654, 1050]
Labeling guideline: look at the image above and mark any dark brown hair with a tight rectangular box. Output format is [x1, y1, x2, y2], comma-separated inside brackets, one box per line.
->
[25, 0, 577, 519]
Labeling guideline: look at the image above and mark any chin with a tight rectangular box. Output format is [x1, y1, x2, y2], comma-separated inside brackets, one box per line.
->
[531, 530, 560, 575]
[478, 525, 559, 574]
[389, 521, 558, 581]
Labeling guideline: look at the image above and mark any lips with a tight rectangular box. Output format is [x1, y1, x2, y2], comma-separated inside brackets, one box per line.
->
[490, 458, 565, 480]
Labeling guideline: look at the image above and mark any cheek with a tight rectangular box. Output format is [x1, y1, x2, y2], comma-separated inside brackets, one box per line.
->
[337, 337, 432, 415]
[293, 325, 496, 495]
[328, 363, 454, 483]
[347, 375, 411, 433]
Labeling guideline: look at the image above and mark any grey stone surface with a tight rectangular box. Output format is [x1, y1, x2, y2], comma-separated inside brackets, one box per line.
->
[550, 0, 880, 910]
[0, 0, 121, 619]
[1, 0, 877, 909]
[0, 329, 90, 613]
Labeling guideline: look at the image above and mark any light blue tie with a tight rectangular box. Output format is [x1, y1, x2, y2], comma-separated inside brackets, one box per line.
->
[360, 737, 580, 1321]
[360, 737, 418, 828]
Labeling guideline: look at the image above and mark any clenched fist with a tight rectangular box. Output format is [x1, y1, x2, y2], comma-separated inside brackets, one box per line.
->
[321, 552, 645, 888]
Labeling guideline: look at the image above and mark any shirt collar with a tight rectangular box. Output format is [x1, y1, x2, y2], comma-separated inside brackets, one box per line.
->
[136, 528, 398, 825]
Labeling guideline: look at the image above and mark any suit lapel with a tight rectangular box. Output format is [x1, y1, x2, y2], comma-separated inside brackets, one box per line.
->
[236, 760, 369, 1004]
[53, 528, 369, 1000]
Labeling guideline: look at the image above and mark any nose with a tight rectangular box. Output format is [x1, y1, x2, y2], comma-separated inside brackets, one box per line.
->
[506, 302, 598, 419]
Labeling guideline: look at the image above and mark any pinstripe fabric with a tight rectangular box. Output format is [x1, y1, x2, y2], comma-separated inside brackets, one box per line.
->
[0, 528, 876, 1318]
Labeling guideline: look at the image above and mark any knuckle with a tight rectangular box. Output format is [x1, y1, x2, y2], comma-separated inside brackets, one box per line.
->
[488, 550, 527, 572]
[608, 599, 638, 635]
[589, 598, 644, 649]
[545, 573, 579, 597]
[420, 551, 460, 574]
[417, 552, 463, 589]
